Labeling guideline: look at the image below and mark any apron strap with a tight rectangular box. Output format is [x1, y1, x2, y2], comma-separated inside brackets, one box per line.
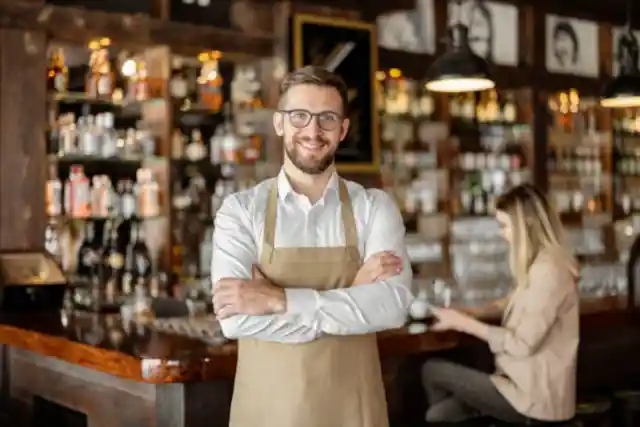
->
[338, 180, 358, 249]
[263, 182, 278, 249]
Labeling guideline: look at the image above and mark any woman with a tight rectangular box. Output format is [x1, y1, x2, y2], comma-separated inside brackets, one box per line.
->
[423, 184, 579, 424]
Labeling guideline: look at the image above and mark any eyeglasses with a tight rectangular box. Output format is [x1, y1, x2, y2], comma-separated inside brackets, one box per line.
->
[278, 109, 343, 131]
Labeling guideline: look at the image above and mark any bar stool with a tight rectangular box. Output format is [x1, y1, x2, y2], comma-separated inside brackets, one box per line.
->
[571, 399, 612, 427]
[611, 390, 640, 427]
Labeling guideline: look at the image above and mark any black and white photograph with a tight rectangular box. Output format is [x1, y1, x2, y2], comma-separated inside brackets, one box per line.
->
[447, 0, 519, 66]
[377, 0, 436, 54]
[545, 15, 599, 78]
[612, 26, 640, 76]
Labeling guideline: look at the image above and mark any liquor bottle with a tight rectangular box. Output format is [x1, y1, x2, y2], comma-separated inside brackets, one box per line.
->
[136, 168, 160, 218]
[122, 229, 135, 296]
[45, 164, 62, 217]
[47, 47, 68, 93]
[86, 39, 114, 99]
[103, 221, 124, 304]
[169, 58, 188, 101]
[185, 129, 207, 161]
[502, 92, 517, 124]
[485, 90, 500, 123]
[65, 165, 91, 218]
[134, 61, 150, 102]
[198, 50, 224, 112]
[77, 221, 98, 280]
[132, 223, 152, 280]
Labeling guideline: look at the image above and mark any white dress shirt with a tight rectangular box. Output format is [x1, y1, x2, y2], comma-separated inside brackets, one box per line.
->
[211, 170, 414, 343]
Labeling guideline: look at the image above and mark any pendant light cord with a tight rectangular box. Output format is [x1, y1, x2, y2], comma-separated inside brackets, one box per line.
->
[626, 0, 633, 32]
[451, 0, 464, 25]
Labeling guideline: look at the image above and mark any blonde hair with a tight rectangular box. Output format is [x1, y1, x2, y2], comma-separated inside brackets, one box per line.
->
[495, 184, 578, 289]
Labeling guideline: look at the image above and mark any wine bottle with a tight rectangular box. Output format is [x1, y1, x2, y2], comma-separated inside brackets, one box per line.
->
[77, 221, 98, 280]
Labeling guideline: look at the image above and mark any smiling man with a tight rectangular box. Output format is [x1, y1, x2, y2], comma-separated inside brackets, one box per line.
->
[211, 66, 413, 427]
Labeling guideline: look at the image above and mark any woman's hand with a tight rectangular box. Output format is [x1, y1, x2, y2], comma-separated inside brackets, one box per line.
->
[430, 307, 475, 332]
[352, 251, 403, 286]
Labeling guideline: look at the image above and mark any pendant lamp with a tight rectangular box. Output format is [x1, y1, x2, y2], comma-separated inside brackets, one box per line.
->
[601, 0, 640, 108]
[425, 2, 495, 93]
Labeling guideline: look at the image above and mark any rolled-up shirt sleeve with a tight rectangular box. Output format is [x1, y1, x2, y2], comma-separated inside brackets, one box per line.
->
[486, 260, 571, 357]
[284, 190, 414, 335]
[212, 194, 320, 343]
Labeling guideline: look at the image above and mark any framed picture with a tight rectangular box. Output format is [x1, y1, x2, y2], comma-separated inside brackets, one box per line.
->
[377, 0, 436, 54]
[447, 0, 519, 66]
[292, 13, 380, 173]
[612, 27, 640, 76]
[545, 15, 599, 78]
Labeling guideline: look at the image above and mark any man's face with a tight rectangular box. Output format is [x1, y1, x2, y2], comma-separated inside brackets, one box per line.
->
[554, 32, 576, 66]
[273, 84, 349, 175]
[468, 7, 491, 59]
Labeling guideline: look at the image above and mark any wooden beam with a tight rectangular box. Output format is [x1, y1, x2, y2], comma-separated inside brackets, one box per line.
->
[0, 27, 47, 251]
[150, 20, 272, 59]
[0, 0, 273, 58]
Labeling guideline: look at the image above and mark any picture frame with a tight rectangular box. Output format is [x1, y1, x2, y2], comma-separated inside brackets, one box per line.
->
[447, 0, 519, 66]
[545, 15, 599, 78]
[291, 13, 380, 173]
[611, 26, 640, 76]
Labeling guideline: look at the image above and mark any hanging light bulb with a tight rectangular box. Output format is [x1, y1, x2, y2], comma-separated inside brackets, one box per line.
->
[425, 1, 495, 93]
[601, 0, 640, 108]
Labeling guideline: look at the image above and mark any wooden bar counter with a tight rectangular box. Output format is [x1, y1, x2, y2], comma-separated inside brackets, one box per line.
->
[0, 310, 458, 427]
[0, 296, 637, 427]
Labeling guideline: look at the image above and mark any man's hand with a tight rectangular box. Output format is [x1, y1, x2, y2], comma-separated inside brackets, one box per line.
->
[352, 251, 403, 286]
[213, 266, 286, 319]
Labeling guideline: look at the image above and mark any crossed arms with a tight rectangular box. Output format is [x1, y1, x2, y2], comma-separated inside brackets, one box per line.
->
[211, 190, 414, 343]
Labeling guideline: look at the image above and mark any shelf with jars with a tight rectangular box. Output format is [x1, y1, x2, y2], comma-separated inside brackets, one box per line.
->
[43, 37, 272, 312]
[166, 52, 266, 289]
[544, 90, 626, 302]
[612, 107, 640, 219]
[377, 68, 535, 294]
[546, 89, 613, 227]
[441, 88, 533, 304]
[45, 39, 177, 313]
[447, 88, 532, 217]
[377, 69, 451, 282]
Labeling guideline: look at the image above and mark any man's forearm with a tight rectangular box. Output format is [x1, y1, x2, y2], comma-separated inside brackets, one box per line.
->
[284, 281, 413, 335]
[219, 312, 321, 342]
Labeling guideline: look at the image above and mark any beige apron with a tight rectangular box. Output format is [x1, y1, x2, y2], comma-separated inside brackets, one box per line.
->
[229, 179, 388, 427]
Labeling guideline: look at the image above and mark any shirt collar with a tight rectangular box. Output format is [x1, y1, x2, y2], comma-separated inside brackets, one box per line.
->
[277, 169, 340, 205]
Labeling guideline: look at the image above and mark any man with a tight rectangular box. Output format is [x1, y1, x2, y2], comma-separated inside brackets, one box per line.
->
[552, 20, 579, 68]
[211, 66, 414, 427]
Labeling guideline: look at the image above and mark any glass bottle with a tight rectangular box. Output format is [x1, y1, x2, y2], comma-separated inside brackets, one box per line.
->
[65, 165, 91, 218]
[47, 47, 68, 93]
[77, 221, 98, 280]
[135, 61, 150, 102]
[198, 50, 224, 112]
[136, 168, 160, 218]
[86, 39, 114, 99]
[185, 129, 207, 161]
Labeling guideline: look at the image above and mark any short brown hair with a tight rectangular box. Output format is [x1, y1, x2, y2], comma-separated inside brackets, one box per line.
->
[279, 66, 349, 113]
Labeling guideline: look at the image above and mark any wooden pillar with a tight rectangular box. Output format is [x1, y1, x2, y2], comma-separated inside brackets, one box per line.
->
[0, 28, 47, 251]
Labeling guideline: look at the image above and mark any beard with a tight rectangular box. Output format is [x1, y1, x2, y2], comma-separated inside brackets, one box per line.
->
[284, 134, 336, 175]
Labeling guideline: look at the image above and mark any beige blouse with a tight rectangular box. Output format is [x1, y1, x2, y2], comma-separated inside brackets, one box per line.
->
[488, 250, 579, 421]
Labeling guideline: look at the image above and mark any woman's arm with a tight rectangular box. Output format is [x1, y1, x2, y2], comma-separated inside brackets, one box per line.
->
[457, 260, 573, 357]
[459, 296, 509, 319]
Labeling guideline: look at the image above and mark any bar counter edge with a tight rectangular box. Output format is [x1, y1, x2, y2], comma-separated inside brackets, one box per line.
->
[0, 296, 636, 427]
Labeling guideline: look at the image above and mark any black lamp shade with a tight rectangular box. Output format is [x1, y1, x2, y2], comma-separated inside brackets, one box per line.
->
[425, 25, 494, 93]
[600, 74, 640, 108]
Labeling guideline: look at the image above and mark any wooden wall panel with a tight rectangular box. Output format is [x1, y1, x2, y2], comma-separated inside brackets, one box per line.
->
[0, 29, 47, 251]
